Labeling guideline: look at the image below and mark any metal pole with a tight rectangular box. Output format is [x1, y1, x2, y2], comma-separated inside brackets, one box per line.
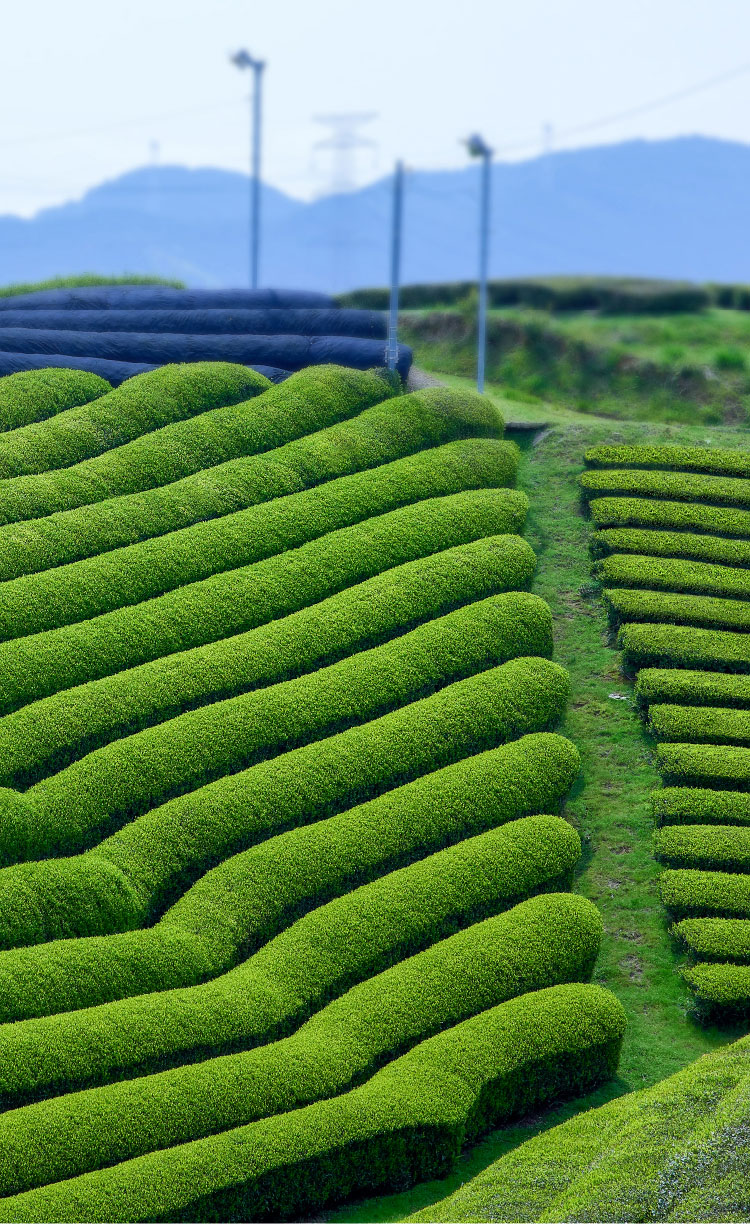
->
[250, 60, 264, 290]
[477, 148, 492, 393]
[385, 160, 404, 371]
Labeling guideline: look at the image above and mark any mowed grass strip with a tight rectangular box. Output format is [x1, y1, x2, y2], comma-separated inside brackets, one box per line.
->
[0, 985, 625, 1224]
[0, 489, 528, 714]
[0, 541, 538, 790]
[0, 438, 520, 641]
[0, 811, 581, 1101]
[0, 658, 571, 950]
[0, 365, 397, 523]
[0, 893, 600, 1198]
[0, 369, 111, 432]
[0, 388, 511, 581]
[0, 733, 577, 1024]
[0, 588, 540, 860]
[0, 363, 269, 477]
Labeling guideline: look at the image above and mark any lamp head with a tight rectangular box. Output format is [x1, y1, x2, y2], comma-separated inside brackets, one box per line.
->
[231, 49, 264, 70]
[465, 132, 493, 159]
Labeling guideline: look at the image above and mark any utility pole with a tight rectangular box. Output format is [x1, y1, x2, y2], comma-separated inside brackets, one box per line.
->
[385, 160, 405, 373]
[231, 49, 266, 289]
[465, 133, 493, 394]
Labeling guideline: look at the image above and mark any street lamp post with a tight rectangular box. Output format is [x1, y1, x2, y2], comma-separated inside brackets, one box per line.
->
[385, 160, 405, 373]
[231, 49, 266, 290]
[465, 133, 493, 394]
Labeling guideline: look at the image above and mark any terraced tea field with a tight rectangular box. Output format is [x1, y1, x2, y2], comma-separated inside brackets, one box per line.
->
[0, 358, 632, 1222]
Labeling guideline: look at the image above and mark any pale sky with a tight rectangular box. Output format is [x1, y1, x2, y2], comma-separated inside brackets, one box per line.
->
[3, 0, 750, 216]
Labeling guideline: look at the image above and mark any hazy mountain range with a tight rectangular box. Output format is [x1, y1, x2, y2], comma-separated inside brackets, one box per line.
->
[2, 136, 749, 292]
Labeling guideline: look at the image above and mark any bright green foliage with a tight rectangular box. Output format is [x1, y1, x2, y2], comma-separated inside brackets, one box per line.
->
[585, 442, 750, 477]
[580, 467, 750, 508]
[660, 868, 750, 918]
[0, 444, 522, 641]
[0, 365, 396, 524]
[0, 892, 601, 1197]
[682, 961, 750, 1019]
[0, 984, 625, 1224]
[0, 591, 541, 860]
[0, 370, 111, 432]
[0, 815, 582, 1100]
[654, 823, 750, 871]
[591, 526, 750, 567]
[412, 1028, 750, 1224]
[597, 553, 750, 601]
[589, 494, 750, 537]
[0, 734, 579, 1023]
[674, 916, 750, 962]
[606, 588, 750, 632]
[0, 393, 514, 582]
[653, 786, 750, 827]
[0, 489, 529, 714]
[650, 703, 750, 744]
[0, 364, 270, 478]
[0, 658, 571, 949]
[0, 543, 541, 789]
[637, 668, 750, 710]
[657, 741, 750, 786]
[620, 622, 750, 672]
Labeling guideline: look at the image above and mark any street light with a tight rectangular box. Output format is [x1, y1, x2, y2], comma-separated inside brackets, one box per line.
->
[465, 132, 493, 393]
[231, 49, 266, 290]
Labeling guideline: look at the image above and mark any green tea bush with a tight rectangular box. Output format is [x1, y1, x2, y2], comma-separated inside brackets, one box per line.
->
[0, 892, 600, 1197]
[589, 495, 750, 538]
[682, 961, 750, 1019]
[0, 369, 111, 432]
[580, 468, 750, 508]
[585, 443, 750, 477]
[0, 813, 581, 1100]
[660, 867, 750, 919]
[0, 397, 514, 582]
[674, 916, 750, 962]
[657, 742, 750, 787]
[592, 528, 750, 568]
[606, 589, 750, 632]
[597, 555, 750, 602]
[0, 364, 269, 478]
[650, 704, 750, 745]
[619, 622, 750, 673]
[0, 543, 542, 790]
[0, 365, 397, 524]
[0, 591, 540, 859]
[0, 658, 571, 949]
[0, 734, 579, 1023]
[0, 446, 523, 642]
[637, 669, 750, 710]
[0, 489, 529, 714]
[654, 823, 750, 871]
[653, 787, 750, 827]
[0, 984, 625, 1223]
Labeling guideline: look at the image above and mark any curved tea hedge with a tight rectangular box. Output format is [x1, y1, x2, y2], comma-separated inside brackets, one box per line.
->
[637, 668, 750, 710]
[412, 1027, 750, 1224]
[589, 495, 750, 538]
[656, 742, 750, 787]
[654, 823, 750, 872]
[650, 704, 750, 745]
[0, 591, 539, 860]
[0, 404, 515, 582]
[0, 816, 582, 1102]
[581, 467, 750, 509]
[0, 363, 269, 478]
[653, 787, 750, 827]
[598, 554, 750, 601]
[0, 369, 111, 431]
[0, 443, 522, 640]
[592, 527, 750, 567]
[620, 622, 750, 673]
[0, 657, 570, 950]
[675, 916, 750, 962]
[0, 544, 542, 790]
[0, 734, 578, 1024]
[0, 892, 600, 1198]
[0, 364, 396, 524]
[606, 589, 750, 632]
[0, 359, 619, 1218]
[0, 489, 529, 714]
[584, 442, 750, 477]
[0, 307, 385, 338]
[0, 984, 625, 1224]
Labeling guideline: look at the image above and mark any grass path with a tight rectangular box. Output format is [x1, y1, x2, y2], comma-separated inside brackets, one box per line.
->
[327, 395, 748, 1224]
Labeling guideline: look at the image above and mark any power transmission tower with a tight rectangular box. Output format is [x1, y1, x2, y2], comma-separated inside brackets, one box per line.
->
[313, 113, 378, 292]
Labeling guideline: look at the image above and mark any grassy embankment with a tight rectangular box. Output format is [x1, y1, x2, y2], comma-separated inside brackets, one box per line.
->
[328, 377, 749, 1224]
[0, 275, 185, 298]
